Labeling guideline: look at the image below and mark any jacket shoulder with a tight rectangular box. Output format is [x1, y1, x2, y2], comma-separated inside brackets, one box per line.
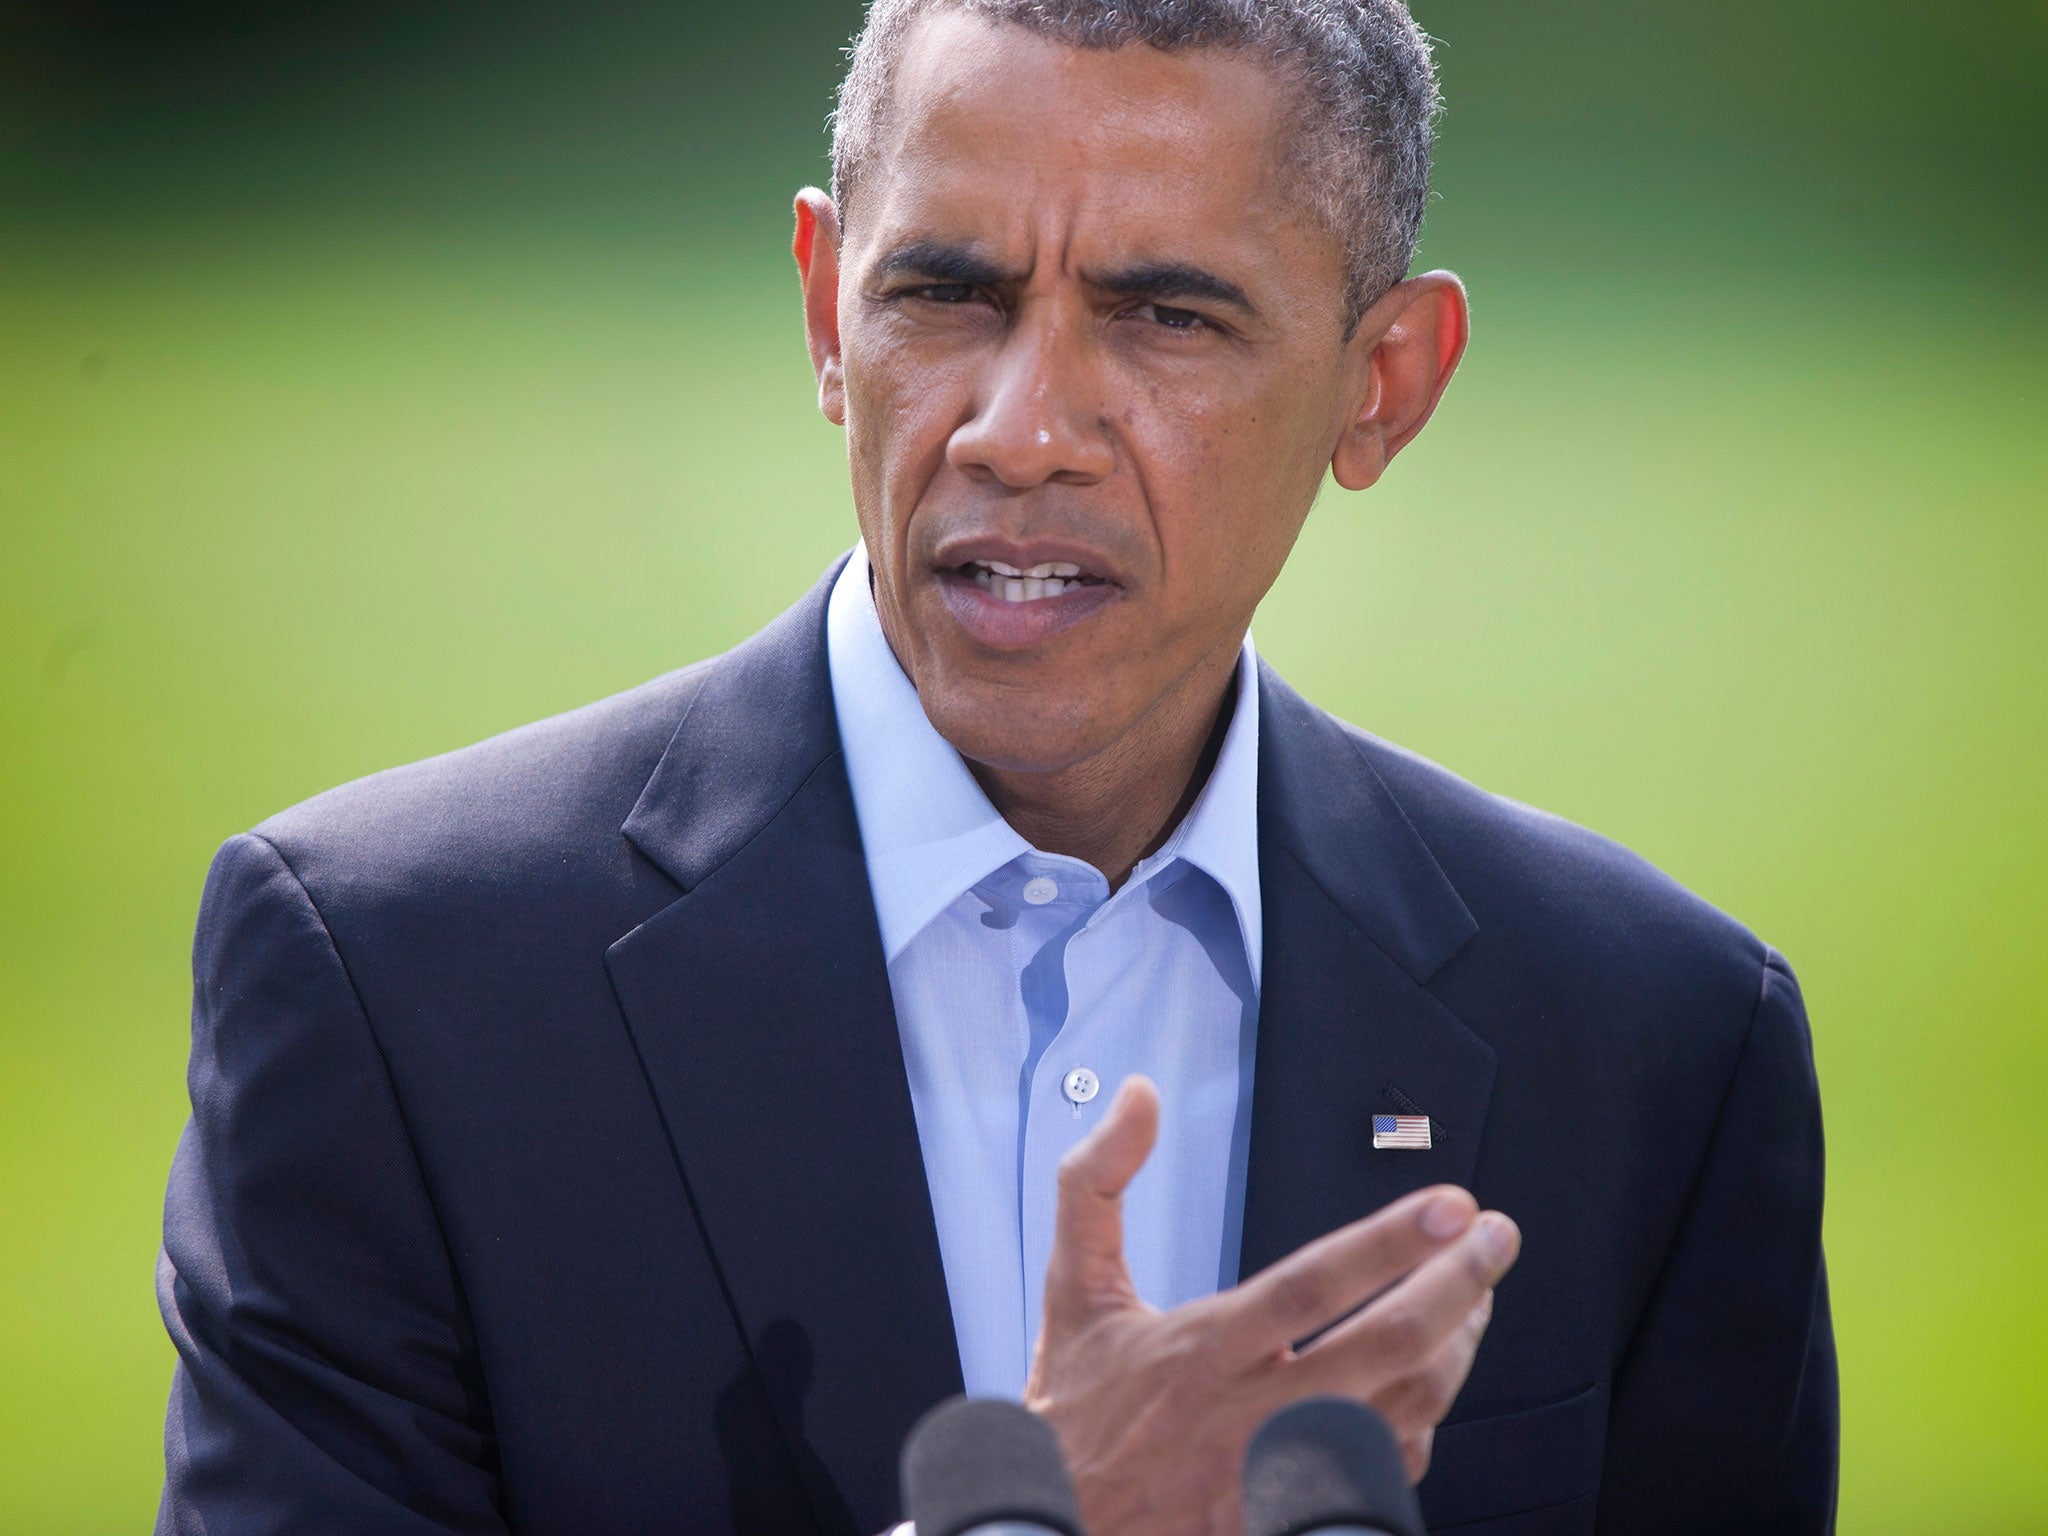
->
[1341, 722, 1774, 1031]
[249, 661, 711, 908]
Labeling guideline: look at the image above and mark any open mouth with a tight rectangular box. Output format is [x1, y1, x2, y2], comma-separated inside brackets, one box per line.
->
[961, 559, 1111, 603]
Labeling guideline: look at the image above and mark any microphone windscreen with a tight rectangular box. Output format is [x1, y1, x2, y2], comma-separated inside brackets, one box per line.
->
[900, 1396, 1086, 1536]
[1241, 1397, 1425, 1536]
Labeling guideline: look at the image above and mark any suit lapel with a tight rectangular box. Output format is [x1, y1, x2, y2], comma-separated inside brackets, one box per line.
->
[1240, 663, 1498, 1277]
[605, 569, 961, 1535]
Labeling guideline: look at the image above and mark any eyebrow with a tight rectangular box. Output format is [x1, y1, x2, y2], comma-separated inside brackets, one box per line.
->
[870, 241, 1018, 288]
[870, 241, 1260, 320]
[1086, 260, 1260, 319]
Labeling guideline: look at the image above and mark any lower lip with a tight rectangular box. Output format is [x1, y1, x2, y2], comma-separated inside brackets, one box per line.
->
[934, 568, 1123, 650]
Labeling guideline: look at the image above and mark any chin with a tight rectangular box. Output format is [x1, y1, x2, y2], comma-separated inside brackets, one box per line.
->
[921, 680, 1120, 778]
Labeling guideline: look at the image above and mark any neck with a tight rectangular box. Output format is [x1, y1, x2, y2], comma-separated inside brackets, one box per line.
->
[968, 639, 1244, 890]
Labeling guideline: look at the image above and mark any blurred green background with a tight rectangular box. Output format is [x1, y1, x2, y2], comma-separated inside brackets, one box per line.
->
[2, 0, 2044, 1529]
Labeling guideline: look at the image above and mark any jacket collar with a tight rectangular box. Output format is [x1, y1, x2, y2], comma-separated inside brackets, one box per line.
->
[619, 570, 1473, 976]
[1254, 655, 1477, 984]
[620, 560, 849, 893]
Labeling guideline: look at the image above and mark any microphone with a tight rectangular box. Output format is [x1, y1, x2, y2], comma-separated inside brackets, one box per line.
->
[899, 1396, 1087, 1536]
[1241, 1397, 1426, 1536]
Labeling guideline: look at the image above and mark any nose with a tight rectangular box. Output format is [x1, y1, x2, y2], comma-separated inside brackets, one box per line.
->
[946, 304, 1116, 489]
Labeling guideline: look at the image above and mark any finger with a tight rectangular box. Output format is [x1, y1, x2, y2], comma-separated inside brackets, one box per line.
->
[1043, 1076, 1160, 1321]
[1286, 1212, 1518, 1397]
[1360, 1290, 1494, 1452]
[1400, 1426, 1435, 1485]
[1218, 1185, 1480, 1359]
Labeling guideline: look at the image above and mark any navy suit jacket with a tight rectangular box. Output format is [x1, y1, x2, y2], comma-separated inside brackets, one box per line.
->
[158, 564, 1836, 1535]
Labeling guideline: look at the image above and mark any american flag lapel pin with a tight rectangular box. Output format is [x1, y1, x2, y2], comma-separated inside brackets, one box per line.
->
[1373, 1114, 1432, 1150]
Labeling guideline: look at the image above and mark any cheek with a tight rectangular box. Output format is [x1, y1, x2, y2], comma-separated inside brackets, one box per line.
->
[843, 330, 966, 512]
[1119, 342, 1309, 472]
[1113, 371, 1236, 507]
[1118, 375, 1326, 622]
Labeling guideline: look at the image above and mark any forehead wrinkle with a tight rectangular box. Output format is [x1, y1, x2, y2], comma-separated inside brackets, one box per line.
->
[899, 65, 1273, 203]
[869, 121, 1273, 264]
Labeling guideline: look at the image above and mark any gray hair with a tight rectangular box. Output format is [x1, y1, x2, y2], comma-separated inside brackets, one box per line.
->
[829, 0, 1442, 332]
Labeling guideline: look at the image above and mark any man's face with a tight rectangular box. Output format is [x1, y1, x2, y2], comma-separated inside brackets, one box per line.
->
[830, 13, 1369, 775]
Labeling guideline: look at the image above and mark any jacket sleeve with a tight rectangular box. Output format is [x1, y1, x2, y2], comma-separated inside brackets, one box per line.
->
[157, 833, 510, 1535]
[1596, 949, 1839, 1533]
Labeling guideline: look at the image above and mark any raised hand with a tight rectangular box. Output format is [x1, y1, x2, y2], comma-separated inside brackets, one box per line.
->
[1024, 1077, 1518, 1536]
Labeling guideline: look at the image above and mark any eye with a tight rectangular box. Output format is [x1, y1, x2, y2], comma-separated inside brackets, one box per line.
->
[1134, 302, 1210, 333]
[913, 283, 980, 305]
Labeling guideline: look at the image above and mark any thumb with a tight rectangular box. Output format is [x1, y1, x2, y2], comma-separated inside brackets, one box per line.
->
[1045, 1076, 1160, 1321]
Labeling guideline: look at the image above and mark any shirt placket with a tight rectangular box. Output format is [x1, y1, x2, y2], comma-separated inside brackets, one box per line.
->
[1016, 862, 1138, 1362]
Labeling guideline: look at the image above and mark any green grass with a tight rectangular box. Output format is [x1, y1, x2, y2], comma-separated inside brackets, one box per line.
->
[2, 222, 2044, 1532]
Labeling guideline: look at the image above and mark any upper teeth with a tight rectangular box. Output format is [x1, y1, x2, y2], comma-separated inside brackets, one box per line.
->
[969, 560, 1094, 602]
[982, 561, 1080, 579]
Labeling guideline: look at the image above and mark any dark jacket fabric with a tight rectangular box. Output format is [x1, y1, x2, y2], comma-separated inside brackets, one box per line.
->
[157, 564, 1836, 1536]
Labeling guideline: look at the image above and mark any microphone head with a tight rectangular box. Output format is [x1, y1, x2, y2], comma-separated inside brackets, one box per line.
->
[900, 1396, 1086, 1536]
[1241, 1397, 1425, 1536]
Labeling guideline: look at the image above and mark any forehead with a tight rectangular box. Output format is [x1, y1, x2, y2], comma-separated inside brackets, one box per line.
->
[854, 11, 1322, 273]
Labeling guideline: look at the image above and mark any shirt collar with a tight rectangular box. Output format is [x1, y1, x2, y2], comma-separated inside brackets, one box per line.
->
[826, 544, 1263, 988]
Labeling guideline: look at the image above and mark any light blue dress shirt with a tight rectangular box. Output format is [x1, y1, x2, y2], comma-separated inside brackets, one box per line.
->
[826, 547, 1263, 1398]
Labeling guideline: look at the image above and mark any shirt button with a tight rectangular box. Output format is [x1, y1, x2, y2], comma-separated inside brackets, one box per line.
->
[1062, 1067, 1100, 1106]
[1022, 876, 1059, 905]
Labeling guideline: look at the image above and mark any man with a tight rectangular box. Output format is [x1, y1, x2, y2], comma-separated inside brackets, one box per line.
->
[156, 2, 1835, 1533]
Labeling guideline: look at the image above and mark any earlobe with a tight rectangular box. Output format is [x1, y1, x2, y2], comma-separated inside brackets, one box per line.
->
[793, 187, 848, 426]
[1327, 272, 1469, 494]
[1330, 417, 1388, 493]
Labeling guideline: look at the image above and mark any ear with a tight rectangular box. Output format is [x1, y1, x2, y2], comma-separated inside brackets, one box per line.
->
[793, 186, 847, 426]
[1329, 271, 1469, 492]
